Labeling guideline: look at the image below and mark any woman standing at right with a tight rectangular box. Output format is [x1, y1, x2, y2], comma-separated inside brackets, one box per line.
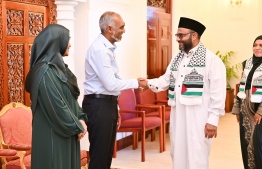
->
[233, 35, 262, 169]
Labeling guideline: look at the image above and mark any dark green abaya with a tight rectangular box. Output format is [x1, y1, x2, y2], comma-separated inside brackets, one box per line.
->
[25, 24, 86, 169]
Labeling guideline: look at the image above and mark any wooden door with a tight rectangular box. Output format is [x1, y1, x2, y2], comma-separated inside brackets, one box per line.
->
[147, 17, 159, 79]
[147, 11, 172, 78]
[0, 0, 56, 109]
[159, 17, 172, 76]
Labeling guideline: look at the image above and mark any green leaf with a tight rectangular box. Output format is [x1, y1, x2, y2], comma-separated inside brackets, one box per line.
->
[216, 51, 241, 89]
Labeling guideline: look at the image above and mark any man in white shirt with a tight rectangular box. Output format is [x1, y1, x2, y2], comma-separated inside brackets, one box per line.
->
[146, 17, 226, 169]
[82, 11, 146, 169]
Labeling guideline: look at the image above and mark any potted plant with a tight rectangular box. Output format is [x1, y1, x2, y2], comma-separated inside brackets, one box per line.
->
[216, 51, 242, 112]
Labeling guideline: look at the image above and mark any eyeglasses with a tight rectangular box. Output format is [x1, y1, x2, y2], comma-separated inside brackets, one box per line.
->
[175, 32, 195, 39]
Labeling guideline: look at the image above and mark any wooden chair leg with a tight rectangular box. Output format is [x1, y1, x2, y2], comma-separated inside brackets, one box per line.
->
[159, 123, 164, 153]
[141, 130, 145, 162]
[151, 128, 156, 141]
[133, 132, 138, 149]
[112, 140, 117, 158]
[166, 122, 170, 133]
[163, 120, 166, 151]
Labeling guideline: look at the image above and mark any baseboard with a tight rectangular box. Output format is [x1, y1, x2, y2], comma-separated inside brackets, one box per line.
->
[115, 130, 153, 151]
[115, 134, 133, 151]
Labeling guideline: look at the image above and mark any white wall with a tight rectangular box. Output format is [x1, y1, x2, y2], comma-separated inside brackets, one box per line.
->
[73, 0, 147, 150]
[172, 0, 262, 88]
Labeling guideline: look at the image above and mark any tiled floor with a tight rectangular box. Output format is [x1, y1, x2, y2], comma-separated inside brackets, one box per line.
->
[111, 113, 244, 169]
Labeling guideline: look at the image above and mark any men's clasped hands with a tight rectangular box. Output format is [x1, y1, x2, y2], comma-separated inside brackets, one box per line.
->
[137, 78, 148, 92]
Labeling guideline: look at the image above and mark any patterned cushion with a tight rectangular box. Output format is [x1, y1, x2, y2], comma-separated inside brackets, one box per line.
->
[0, 107, 32, 145]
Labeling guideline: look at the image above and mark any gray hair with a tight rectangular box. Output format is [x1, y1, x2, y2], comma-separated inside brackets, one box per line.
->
[99, 11, 120, 33]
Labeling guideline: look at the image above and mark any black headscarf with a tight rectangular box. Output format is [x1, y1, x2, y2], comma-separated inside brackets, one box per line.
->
[25, 24, 80, 112]
[245, 35, 262, 90]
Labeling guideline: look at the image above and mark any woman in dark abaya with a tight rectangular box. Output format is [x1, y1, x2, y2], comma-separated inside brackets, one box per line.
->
[25, 24, 87, 169]
[232, 35, 262, 169]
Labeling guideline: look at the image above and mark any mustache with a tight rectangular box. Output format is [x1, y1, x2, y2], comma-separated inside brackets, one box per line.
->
[178, 42, 185, 51]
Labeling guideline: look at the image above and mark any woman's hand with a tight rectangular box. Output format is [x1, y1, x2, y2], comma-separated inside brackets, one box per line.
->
[254, 113, 262, 125]
[78, 120, 87, 140]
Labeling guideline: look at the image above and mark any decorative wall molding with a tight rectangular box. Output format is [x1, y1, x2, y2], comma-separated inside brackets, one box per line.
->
[55, 1, 78, 20]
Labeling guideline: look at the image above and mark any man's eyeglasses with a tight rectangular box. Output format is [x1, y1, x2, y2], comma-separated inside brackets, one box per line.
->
[175, 32, 195, 39]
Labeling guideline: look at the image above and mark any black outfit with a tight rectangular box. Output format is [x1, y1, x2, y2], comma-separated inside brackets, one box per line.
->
[82, 96, 118, 169]
[233, 35, 262, 169]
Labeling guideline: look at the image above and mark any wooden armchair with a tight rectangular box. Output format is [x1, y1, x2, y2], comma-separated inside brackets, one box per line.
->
[113, 89, 163, 162]
[155, 90, 171, 111]
[0, 102, 31, 169]
[155, 90, 171, 134]
[0, 149, 31, 169]
[134, 89, 170, 151]
[0, 102, 89, 169]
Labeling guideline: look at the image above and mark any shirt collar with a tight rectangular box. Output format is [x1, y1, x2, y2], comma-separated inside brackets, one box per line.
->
[98, 34, 117, 52]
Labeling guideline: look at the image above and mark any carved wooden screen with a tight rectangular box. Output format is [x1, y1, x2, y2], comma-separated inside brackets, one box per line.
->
[0, 0, 57, 109]
[147, 0, 171, 14]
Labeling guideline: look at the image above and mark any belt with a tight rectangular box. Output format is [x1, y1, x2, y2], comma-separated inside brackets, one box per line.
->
[84, 94, 118, 100]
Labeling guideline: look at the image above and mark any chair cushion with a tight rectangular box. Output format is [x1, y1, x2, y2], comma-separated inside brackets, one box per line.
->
[0, 108, 32, 145]
[120, 117, 161, 128]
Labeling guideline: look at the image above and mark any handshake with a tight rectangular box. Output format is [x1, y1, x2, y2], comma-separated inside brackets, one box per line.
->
[137, 77, 149, 92]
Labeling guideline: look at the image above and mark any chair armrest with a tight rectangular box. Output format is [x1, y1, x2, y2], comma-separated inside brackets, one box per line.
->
[0, 146, 27, 169]
[155, 100, 168, 104]
[119, 109, 145, 114]
[0, 149, 17, 156]
[118, 110, 146, 129]
[8, 143, 31, 151]
[135, 104, 162, 109]
[135, 104, 162, 118]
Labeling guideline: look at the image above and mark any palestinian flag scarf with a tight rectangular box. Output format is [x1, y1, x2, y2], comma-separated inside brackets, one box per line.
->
[168, 43, 206, 107]
[238, 57, 262, 103]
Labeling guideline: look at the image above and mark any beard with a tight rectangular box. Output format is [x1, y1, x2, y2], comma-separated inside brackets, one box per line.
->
[179, 35, 193, 52]
[111, 30, 121, 42]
